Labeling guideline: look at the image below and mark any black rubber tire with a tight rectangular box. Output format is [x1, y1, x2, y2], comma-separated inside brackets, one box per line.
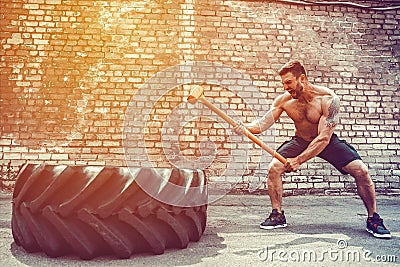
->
[11, 164, 208, 259]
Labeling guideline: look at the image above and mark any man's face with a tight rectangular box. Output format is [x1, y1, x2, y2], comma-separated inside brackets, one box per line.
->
[280, 72, 303, 99]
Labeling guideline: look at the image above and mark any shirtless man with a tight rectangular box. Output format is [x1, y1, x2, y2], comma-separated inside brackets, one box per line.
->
[234, 60, 391, 239]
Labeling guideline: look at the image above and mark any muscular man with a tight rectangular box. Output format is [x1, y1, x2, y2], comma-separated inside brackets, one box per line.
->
[234, 60, 391, 239]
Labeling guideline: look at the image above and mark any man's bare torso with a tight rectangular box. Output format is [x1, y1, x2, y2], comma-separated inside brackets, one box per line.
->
[277, 85, 336, 141]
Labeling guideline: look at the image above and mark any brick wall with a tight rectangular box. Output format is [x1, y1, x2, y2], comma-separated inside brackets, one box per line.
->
[1, 0, 399, 195]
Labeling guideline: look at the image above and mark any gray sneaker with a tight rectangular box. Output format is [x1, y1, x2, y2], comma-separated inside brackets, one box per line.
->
[366, 213, 391, 239]
[260, 209, 287, 230]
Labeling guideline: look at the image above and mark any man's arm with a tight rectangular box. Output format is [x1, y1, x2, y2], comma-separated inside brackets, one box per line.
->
[245, 105, 284, 134]
[235, 95, 285, 135]
[286, 95, 340, 171]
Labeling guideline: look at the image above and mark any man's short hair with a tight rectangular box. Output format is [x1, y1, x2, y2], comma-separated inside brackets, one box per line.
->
[278, 60, 307, 78]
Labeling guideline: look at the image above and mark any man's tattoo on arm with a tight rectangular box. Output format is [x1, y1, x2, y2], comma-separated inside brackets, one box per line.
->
[326, 97, 340, 128]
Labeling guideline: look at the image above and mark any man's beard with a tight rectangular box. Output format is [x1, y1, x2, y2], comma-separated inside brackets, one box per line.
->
[289, 83, 303, 99]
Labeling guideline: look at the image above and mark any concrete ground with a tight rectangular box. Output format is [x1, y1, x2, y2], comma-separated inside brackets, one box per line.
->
[0, 193, 399, 266]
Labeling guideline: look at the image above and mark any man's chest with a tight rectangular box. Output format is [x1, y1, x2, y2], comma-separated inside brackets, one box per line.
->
[284, 101, 322, 124]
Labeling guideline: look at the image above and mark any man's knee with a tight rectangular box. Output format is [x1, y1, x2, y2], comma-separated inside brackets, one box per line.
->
[351, 161, 369, 177]
[357, 162, 369, 178]
[343, 160, 372, 183]
[268, 159, 285, 179]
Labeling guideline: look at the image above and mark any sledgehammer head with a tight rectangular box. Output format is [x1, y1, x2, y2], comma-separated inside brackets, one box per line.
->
[187, 85, 204, 104]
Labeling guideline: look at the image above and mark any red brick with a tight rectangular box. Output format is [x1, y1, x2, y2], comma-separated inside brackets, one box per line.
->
[0, 0, 399, 194]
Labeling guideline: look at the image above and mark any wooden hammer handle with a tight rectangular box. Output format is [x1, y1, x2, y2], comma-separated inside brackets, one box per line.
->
[199, 96, 287, 164]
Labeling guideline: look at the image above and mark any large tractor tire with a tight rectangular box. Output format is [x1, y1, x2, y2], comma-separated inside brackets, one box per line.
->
[11, 164, 208, 259]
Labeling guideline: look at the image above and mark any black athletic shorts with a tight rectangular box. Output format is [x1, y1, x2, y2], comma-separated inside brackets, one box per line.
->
[276, 134, 362, 175]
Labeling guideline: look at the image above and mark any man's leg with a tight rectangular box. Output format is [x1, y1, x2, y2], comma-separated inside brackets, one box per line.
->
[341, 159, 376, 217]
[342, 159, 391, 238]
[260, 137, 307, 230]
[258, 158, 288, 230]
[267, 137, 308, 212]
[319, 136, 391, 238]
[267, 158, 286, 212]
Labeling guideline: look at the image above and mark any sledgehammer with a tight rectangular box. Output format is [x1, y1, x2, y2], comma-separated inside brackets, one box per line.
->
[187, 85, 287, 164]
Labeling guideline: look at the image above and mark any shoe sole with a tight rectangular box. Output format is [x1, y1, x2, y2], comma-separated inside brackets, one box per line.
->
[366, 228, 392, 239]
[260, 224, 287, 230]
